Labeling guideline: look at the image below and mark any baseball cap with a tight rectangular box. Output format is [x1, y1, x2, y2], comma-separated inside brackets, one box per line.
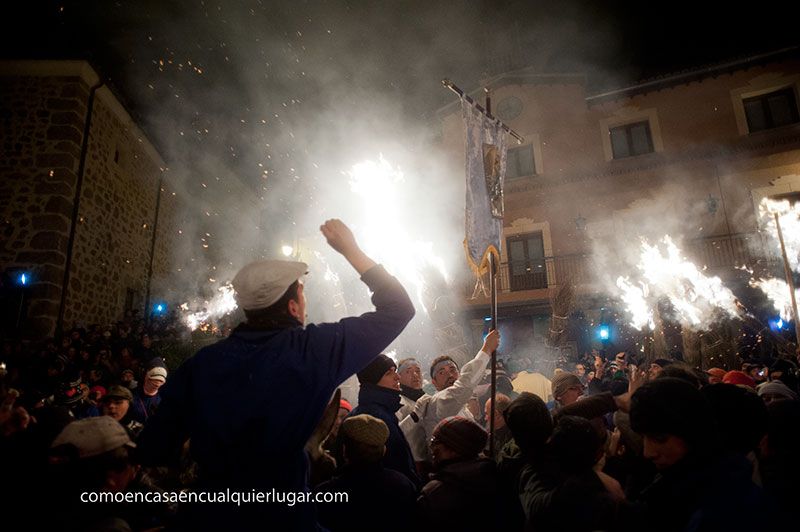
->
[51, 416, 136, 459]
[232, 260, 308, 310]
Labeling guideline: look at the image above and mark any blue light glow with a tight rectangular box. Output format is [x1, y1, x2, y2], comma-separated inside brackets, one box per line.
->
[153, 302, 167, 315]
[598, 325, 610, 341]
[768, 317, 785, 331]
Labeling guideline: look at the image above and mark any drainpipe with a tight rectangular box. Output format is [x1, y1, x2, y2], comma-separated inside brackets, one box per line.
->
[144, 174, 163, 323]
[56, 79, 104, 335]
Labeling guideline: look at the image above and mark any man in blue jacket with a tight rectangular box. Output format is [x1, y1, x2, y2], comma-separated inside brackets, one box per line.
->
[348, 354, 419, 487]
[136, 219, 415, 530]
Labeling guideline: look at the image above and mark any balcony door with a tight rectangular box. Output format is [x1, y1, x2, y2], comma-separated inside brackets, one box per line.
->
[507, 232, 547, 290]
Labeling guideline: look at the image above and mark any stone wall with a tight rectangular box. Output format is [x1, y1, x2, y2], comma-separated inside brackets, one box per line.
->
[1, 61, 178, 338]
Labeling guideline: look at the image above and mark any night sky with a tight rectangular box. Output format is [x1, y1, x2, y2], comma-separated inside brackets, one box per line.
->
[4, 0, 797, 197]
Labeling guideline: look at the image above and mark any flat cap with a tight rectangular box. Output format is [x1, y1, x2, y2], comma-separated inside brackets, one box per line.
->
[232, 260, 307, 310]
[341, 414, 389, 447]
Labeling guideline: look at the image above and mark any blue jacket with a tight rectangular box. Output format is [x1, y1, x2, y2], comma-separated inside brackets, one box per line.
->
[349, 383, 420, 486]
[136, 265, 414, 530]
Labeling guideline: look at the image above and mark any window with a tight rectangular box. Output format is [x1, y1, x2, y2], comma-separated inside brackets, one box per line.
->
[743, 87, 799, 133]
[610, 121, 654, 159]
[506, 144, 536, 179]
[506, 232, 546, 291]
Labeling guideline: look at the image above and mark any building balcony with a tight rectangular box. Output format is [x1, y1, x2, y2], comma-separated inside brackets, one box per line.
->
[462, 231, 781, 309]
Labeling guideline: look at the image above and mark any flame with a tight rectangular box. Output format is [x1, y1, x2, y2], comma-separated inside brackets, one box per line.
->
[759, 198, 800, 271]
[616, 236, 739, 330]
[751, 277, 800, 322]
[347, 156, 448, 313]
[181, 283, 237, 330]
[616, 276, 654, 330]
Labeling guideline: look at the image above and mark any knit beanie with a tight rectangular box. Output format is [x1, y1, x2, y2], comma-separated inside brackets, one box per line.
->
[432, 416, 488, 459]
[722, 370, 755, 389]
[551, 372, 583, 400]
[357, 354, 396, 385]
[341, 414, 389, 447]
[758, 381, 798, 401]
[145, 357, 168, 383]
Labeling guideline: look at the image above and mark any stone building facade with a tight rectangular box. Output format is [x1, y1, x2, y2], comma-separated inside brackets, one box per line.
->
[1, 60, 179, 338]
[438, 48, 800, 364]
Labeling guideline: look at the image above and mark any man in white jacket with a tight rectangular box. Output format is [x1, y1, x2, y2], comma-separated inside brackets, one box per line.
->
[401, 329, 500, 463]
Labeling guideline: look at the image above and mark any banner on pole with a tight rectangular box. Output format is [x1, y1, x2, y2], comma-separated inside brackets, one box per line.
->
[462, 97, 507, 276]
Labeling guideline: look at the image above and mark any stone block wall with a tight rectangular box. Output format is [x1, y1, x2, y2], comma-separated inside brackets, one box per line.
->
[1, 62, 178, 338]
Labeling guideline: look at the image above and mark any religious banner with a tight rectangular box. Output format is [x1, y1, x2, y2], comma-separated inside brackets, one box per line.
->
[462, 97, 507, 276]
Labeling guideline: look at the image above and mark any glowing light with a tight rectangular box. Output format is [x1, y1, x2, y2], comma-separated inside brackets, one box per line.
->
[615, 236, 739, 330]
[347, 156, 448, 313]
[751, 277, 800, 322]
[181, 283, 237, 330]
[598, 325, 610, 340]
[19, 273, 27, 286]
[281, 245, 294, 257]
[616, 276, 654, 330]
[759, 198, 800, 271]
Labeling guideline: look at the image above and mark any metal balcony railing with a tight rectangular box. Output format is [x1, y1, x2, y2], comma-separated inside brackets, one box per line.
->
[465, 231, 780, 299]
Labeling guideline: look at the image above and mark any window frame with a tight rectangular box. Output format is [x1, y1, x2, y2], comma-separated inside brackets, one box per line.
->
[505, 143, 537, 180]
[609, 120, 655, 159]
[742, 86, 800, 133]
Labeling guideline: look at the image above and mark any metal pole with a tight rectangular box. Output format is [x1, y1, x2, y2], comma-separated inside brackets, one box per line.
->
[57, 80, 104, 335]
[486, 88, 499, 459]
[489, 252, 498, 457]
[144, 174, 164, 323]
[442, 79, 525, 144]
[774, 213, 800, 346]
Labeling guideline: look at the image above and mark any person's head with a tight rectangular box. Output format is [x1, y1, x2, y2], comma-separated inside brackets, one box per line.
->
[357, 354, 399, 390]
[549, 415, 604, 473]
[143, 360, 167, 396]
[430, 356, 459, 391]
[631, 377, 713, 470]
[503, 392, 553, 458]
[768, 358, 799, 391]
[140, 333, 151, 349]
[722, 370, 756, 390]
[100, 386, 133, 422]
[397, 358, 422, 389]
[757, 381, 798, 404]
[657, 363, 703, 388]
[49, 416, 138, 492]
[649, 359, 672, 380]
[340, 414, 389, 465]
[702, 383, 767, 455]
[430, 416, 487, 466]
[485, 393, 512, 430]
[574, 363, 586, 377]
[551, 372, 584, 406]
[233, 260, 308, 325]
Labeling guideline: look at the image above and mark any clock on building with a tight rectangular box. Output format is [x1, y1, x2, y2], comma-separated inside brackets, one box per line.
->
[496, 96, 523, 121]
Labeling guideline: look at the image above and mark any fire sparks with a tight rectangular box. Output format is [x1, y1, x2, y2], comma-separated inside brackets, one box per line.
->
[616, 236, 739, 330]
[347, 156, 448, 313]
[759, 198, 800, 271]
[751, 277, 800, 322]
[181, 283, 237, 330]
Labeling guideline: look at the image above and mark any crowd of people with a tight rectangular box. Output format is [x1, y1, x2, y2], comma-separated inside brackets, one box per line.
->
[1, 219, 799, 531]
